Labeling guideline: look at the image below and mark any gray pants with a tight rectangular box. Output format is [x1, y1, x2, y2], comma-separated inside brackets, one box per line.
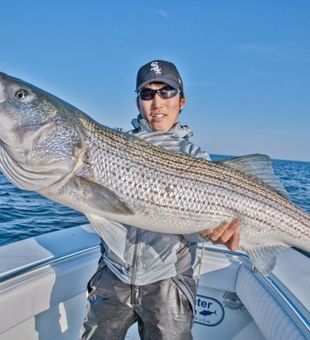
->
[80, 265, 195, 340]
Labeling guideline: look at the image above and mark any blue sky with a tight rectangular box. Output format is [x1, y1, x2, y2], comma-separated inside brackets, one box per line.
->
[1, 0, 310, 161]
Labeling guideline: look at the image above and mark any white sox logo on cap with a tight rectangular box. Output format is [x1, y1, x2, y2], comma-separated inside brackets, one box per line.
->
[150, 61, 162, 75]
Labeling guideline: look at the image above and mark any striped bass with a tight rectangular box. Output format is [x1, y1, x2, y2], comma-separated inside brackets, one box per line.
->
[0, 71, 309, 274]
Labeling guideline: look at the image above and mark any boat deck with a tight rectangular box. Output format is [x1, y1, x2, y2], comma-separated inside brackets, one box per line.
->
[0, 225, 309, 339]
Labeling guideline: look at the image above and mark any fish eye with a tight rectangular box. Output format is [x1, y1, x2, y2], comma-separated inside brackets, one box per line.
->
[15, 89, 29, 100]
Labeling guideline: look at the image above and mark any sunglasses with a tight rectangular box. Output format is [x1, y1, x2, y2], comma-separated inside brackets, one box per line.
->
[137, 86, 180, 100]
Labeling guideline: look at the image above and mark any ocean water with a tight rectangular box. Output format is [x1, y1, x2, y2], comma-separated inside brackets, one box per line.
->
[0, 156, 309, 247]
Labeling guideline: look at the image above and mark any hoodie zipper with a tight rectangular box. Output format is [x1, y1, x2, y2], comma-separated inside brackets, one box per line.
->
[130, 228, 141, 304]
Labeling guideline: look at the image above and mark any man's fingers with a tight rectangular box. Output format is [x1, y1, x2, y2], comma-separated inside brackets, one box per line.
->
[208, 218, 240, 242]
[208, 221, 230, 242]
[199, 219, 241, 251]
[226, 231, 240, 251]
[199, 228, 214, 238]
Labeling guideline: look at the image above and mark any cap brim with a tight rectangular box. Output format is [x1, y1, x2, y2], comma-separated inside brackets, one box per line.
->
[136, 78, 181, 92]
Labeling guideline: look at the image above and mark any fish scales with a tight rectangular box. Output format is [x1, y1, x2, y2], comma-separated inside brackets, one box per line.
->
[85, 124, 309, 230]
[81, 125, 310, 243]
[88, 125, 286, 201]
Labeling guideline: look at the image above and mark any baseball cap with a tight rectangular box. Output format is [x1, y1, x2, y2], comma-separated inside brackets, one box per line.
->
[136, 60, 184, 94]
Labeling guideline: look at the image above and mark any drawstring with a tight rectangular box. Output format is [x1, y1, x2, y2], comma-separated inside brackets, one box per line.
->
[196, 242, 205, 290]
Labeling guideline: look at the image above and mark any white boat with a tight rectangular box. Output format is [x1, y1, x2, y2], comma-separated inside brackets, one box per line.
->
[0, 225, 309, 340]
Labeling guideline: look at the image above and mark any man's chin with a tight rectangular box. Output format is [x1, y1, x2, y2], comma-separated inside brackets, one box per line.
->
[150, 122, 170, 132]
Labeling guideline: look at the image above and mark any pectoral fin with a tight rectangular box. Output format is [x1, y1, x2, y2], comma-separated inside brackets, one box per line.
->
[77, 177, 134, 215]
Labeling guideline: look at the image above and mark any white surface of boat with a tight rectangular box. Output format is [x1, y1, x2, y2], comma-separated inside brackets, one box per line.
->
[0, 225, 309, 340]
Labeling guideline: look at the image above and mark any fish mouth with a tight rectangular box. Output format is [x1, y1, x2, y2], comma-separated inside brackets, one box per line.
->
[0, 75, 5, 104]
[0, 72, 17, 103]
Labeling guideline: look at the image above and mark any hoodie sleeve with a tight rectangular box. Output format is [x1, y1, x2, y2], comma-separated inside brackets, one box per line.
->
[180, 139, 212, 161]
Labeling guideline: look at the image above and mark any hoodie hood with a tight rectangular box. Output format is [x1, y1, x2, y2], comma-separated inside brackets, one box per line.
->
[131, 114, 193, 139]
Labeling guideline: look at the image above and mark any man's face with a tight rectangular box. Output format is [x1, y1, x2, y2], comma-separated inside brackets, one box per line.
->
[137, 82, 186, 132]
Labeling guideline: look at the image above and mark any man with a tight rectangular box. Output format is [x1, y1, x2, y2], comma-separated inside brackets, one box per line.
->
[80, 60, 240, 340]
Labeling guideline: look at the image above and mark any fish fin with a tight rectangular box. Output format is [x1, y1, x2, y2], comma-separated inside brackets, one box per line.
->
[87, 215, 127, 260]
[78, 177, 134, 215]
[218, 154, 289, 199]
[135, 131, 184, 152]
[243, 245, 288, 275]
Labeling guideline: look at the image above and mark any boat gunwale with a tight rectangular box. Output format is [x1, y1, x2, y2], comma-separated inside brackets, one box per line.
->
[0, 245, 100, 283]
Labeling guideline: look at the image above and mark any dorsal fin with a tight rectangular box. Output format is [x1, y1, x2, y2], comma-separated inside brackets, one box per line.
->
[218, 154, 289, 199]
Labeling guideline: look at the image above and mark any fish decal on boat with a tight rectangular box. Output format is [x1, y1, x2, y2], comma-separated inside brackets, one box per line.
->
[0, 71, 309, 274]
[199, 310, 217, 317]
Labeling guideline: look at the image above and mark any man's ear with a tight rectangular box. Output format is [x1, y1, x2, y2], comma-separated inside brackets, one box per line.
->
[180, 96, 186, 110]
[136, 97, 140, 111]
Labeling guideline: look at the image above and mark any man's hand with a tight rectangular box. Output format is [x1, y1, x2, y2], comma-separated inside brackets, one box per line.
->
[199, 219, 240, 251]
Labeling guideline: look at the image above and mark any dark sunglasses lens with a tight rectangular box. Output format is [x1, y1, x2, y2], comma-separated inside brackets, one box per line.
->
[139, 89, 156, 100]
[158, 87, 179, 99]
[138, 87, 180, 100]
